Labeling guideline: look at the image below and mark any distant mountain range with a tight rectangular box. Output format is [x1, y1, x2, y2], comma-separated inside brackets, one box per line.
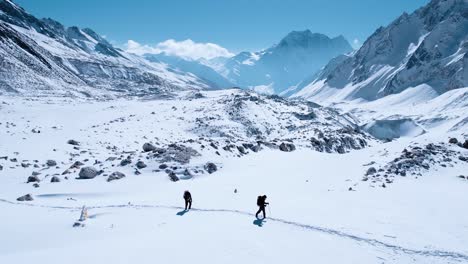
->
[0, 0, 213, 97]
[293, 0, 468, 103]
[211, 30, 353, 94]
[1, 0, 466, 103]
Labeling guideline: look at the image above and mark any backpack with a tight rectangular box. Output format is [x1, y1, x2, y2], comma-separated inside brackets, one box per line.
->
[257, 196, 262, 206]
[184, 191, 191, 200]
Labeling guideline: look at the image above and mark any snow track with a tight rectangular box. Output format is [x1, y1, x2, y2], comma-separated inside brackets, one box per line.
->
[2, 198, 467, 262]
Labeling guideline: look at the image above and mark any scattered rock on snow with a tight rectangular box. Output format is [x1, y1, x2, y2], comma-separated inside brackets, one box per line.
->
[449, 138, 459, 144]
[279, 142, 296, 152]
[46, 160, 57, 167]
[27, 175, 40, 183]
[78, 166, 99, 179]
[17, 194, 33, 201]
[120, 158, 132, 166]
[142, 143, 157, 152]
[107, 171, 125, 182]
[366, 167, 377, 176]
[50, 176, 61, 183]
[67, 139, 80, 146]
[136, 161, 147, 169]
[168, 172, 179, 182]
[204, 162, 217, 174]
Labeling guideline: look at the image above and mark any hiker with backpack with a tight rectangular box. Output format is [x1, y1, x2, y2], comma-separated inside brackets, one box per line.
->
[256, 195, 269, 219]
[183, 190, 192, 211]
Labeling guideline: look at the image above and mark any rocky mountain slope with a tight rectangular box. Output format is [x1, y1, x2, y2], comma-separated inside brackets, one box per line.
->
[294, 0, 468, 102]
[216, 30, 353, 94]
[0, 0, 213, 97]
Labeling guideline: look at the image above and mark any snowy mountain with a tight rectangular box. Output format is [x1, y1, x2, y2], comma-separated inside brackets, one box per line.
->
[294, 0, 468, 102]
[218, 30, 353, 94]
[0, 0, 213, 97]
[144, 53, 235, 89]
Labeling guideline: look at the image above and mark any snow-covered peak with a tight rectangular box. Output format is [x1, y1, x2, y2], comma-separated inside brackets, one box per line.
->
[293, 0, 468, 102]
[216, 31, 353, 94]
[0, 0, 215, 97]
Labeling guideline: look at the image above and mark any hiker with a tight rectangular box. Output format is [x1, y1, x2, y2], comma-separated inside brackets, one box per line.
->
[183, 190, 192, 211]
[255, 195, 269, 219]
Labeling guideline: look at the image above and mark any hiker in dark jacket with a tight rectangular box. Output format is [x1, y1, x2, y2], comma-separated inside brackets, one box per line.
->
[255, 195, 269, 219]
[183, 190, 192, 211]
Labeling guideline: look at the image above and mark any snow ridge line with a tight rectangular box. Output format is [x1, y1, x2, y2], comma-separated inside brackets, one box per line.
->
[2, 198, 468, 261]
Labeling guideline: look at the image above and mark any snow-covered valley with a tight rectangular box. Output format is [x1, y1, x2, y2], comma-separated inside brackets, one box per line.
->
[1, 89, 467, 264]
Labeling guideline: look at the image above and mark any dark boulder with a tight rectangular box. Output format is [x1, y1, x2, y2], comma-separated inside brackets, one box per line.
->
[78, 166, 99, 179]
[107, 171, 125, 182]
[142, 143, 157, 152]
[204, 162, 217, 174]
[67, 139, 80, 146]
[46, 160, 57, 167]
[50, 176, 61, 183]
[120, 158, 132, 166]
[168, 172, 179, 182]
[136, 161, 147, 169]
[279, 142, 296, 152]
[27, 175, 40, 183]
[17, 194, 33, 201]
[366, 167, 377, 176]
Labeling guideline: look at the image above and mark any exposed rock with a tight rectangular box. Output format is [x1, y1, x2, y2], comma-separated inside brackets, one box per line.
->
[237, 146, 247, 154]
[46, 160, 57, 167]
[50, 176, 61, 183]
[0, 165, 3, 171]
[463, 140, 468, 149]
[157, 144, 200, 164]
[279, 142, 296, 152]
[120, 158, 132, 166]
[136, 161, 147, 169]
[459, 156, 467, 162]
[168, 172, 179, 182]
[78, 166, 99, 179]
[70, 161, 84, 169]
[17, 194, 33, 201]
[67, 139, 80, 146]
[27, 175, 40, 183]
[33, 183, 40, 188]
[159, 164, 168, 169]
[204, 162, 217, 174]
[448, 138, 459, 144]
[366, 167, 377, 176]
[143, 143, 157, 152]
[107, 171, 125, 182]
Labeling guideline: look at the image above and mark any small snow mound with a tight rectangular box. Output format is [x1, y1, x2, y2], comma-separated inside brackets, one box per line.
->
[363, 118, 425, 140]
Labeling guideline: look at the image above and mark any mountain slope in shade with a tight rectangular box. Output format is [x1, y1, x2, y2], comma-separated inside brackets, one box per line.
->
[144, 53, 235, 89]
[294, 0, 468, 102]
[0, 0, 212, 97]
[218, 30, 353, 94]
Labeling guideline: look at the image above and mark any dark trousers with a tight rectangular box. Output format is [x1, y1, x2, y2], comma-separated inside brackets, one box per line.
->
[185, 199, 192, 210]
[256, 206, 266, 218]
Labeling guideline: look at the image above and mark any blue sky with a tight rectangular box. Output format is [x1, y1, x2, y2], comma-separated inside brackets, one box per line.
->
[16, 0, 429, 56]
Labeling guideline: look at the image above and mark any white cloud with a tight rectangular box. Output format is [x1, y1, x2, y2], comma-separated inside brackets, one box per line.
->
[352, 38, 361, 49]
[125, 39, 234, 60]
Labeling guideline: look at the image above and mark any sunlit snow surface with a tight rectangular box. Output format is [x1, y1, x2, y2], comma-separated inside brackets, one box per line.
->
[0, 89, 467, 264]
